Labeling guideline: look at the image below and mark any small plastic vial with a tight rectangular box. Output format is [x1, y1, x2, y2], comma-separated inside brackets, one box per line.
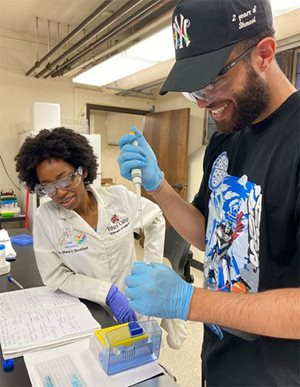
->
[0, 244, 6, 266]
[0, 244, 10, 275]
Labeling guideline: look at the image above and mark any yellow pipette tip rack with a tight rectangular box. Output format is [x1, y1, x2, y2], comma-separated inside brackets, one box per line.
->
[95, 322, 148, 348]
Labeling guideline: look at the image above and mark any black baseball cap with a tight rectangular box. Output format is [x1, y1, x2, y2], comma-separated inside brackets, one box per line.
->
[160, 0, 273, 95]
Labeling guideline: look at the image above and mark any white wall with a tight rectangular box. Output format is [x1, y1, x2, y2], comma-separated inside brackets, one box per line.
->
[274, 8, 300, 40]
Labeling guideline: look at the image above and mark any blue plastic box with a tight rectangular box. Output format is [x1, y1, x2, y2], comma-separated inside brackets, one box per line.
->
[10, 234, 33, 245]
[90, 320, 161, 375]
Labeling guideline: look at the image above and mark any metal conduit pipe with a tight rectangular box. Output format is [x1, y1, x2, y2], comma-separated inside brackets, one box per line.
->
[48, 0, 175, 79]
[35, 0, 144, 79]
[116, 79, 166, 96]
[35, 17, 39, 61]
[25, 0, 114, 76]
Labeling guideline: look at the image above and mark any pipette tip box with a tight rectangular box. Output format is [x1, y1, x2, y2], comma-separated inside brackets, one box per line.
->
[90, 320, 161, 375]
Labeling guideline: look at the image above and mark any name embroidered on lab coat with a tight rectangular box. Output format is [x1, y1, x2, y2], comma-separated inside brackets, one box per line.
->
[60, 246, 88, 254]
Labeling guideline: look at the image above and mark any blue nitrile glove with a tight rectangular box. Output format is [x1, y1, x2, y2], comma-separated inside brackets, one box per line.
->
[125, 262, 195, 320]
[106, 285, 137, 323]
[118, 126, 163, 192]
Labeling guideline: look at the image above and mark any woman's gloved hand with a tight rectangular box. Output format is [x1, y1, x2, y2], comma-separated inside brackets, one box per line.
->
[106, 285, 137, 323]
[125, 262, 195, 320]
[118, 126, 163, 192]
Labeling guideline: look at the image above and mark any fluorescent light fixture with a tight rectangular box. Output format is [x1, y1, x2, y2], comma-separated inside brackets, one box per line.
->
[73, 26, 174, 87]
[73, 0, 300, 88]
[271, 0, 300, 15]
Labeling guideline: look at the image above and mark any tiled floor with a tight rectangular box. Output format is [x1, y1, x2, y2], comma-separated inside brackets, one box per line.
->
[135, 241, 204, 387]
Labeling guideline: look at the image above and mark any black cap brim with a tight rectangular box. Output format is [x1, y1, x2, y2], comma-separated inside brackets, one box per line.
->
[159, 44, 234, 95]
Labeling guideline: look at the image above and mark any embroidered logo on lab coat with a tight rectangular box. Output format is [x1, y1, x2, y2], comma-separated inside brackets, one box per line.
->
[57, 226, 88, 254]
[107, 214, 130, 235]
[111, 214, 120, 224]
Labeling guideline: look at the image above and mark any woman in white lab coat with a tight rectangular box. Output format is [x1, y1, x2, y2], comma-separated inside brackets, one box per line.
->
[15, 127, 165, 324]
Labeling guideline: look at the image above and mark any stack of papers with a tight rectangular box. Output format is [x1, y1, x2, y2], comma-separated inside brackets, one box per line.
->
[0, 286, 100, 359]
[24, 339, 163, 387]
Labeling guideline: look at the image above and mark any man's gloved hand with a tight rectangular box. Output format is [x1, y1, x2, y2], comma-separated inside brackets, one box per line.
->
[125, 262, 195, 320]
[118, 126, 163, 192]
[106, 285, 137, 323]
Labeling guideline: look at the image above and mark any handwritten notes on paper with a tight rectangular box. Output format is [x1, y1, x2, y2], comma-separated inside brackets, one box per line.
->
[0, 286, 100, 359]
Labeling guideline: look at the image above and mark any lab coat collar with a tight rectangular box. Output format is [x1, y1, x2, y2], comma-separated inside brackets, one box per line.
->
[55, 184, 104, 236]
[87, 184, 106, 208]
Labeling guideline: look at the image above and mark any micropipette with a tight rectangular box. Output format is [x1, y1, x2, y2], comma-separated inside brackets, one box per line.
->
[130, 131, 143, 230]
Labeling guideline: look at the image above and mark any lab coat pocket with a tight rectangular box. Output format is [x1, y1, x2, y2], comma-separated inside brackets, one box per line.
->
[160, 318, 188, 350]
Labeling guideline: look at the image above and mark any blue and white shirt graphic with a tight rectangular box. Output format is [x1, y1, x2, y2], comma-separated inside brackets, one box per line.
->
[204, 152, 261, 294]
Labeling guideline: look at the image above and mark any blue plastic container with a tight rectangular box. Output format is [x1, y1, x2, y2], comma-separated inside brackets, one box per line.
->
[90, 320, 162, 375]
[10, 234, 33, 245]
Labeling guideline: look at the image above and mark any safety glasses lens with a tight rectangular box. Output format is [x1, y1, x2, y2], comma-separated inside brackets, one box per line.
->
[34, 167, 83, 197]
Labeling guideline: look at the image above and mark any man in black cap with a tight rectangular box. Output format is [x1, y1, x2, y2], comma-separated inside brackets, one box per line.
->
[118, 0, 300, 385]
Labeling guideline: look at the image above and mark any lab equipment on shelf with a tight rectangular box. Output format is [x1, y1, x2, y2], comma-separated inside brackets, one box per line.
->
[0, 190, 21, 217]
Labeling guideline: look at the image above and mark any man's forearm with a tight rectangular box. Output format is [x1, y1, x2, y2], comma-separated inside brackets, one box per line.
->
[189, 287, 300, 339]
[150, 179, 205, 251]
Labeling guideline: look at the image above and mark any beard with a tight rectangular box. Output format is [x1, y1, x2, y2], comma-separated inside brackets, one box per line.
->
[212, 64, 270, 134]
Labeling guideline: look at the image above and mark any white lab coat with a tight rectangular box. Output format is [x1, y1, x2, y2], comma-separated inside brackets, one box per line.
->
[33, 184, 187, 349]
[33, 184, 165, 304]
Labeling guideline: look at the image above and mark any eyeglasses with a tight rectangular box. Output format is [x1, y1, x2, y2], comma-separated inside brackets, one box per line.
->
[35, 166, 83, 197]
[183, 44, 256, 102]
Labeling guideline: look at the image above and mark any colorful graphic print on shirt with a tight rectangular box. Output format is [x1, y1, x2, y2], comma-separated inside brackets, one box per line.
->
[205, 152, 261, 294]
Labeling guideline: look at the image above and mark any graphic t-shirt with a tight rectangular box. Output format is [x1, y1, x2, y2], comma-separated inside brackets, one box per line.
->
[193, 91, 300, 385]
[204, 151, 261, 294]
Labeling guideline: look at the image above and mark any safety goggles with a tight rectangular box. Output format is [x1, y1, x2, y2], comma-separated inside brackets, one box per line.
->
[183, 44, 256, 102]
[34, 166, 83, 197]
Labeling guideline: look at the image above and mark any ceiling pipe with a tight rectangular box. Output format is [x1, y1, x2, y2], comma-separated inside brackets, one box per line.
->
[117, 79, 165, 96]
[105, 86, 153, 97]
[48, 0, 175, 78]
[25, 0, 114, 76]
[104, 78, 166, 98]
[35, 17, 39, 61]
[35, 0, 144, 79]
[47, 20, 51, 52]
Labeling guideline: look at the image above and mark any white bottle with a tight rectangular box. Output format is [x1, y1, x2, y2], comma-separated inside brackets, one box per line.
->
[0, 244, 6, 265]
[0, 244, 10, 275]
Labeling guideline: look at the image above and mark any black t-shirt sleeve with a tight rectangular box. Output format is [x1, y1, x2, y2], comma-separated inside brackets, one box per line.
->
[192, 178, 205, 214]
[296, 162, 300, 268]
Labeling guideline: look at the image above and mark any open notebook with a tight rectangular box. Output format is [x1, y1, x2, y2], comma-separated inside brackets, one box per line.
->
[0, 286, 100, 359]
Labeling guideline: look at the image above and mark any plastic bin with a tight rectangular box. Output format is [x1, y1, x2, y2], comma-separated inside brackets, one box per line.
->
[10, 234, 33, 245]
[90, 320, 162, 375]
